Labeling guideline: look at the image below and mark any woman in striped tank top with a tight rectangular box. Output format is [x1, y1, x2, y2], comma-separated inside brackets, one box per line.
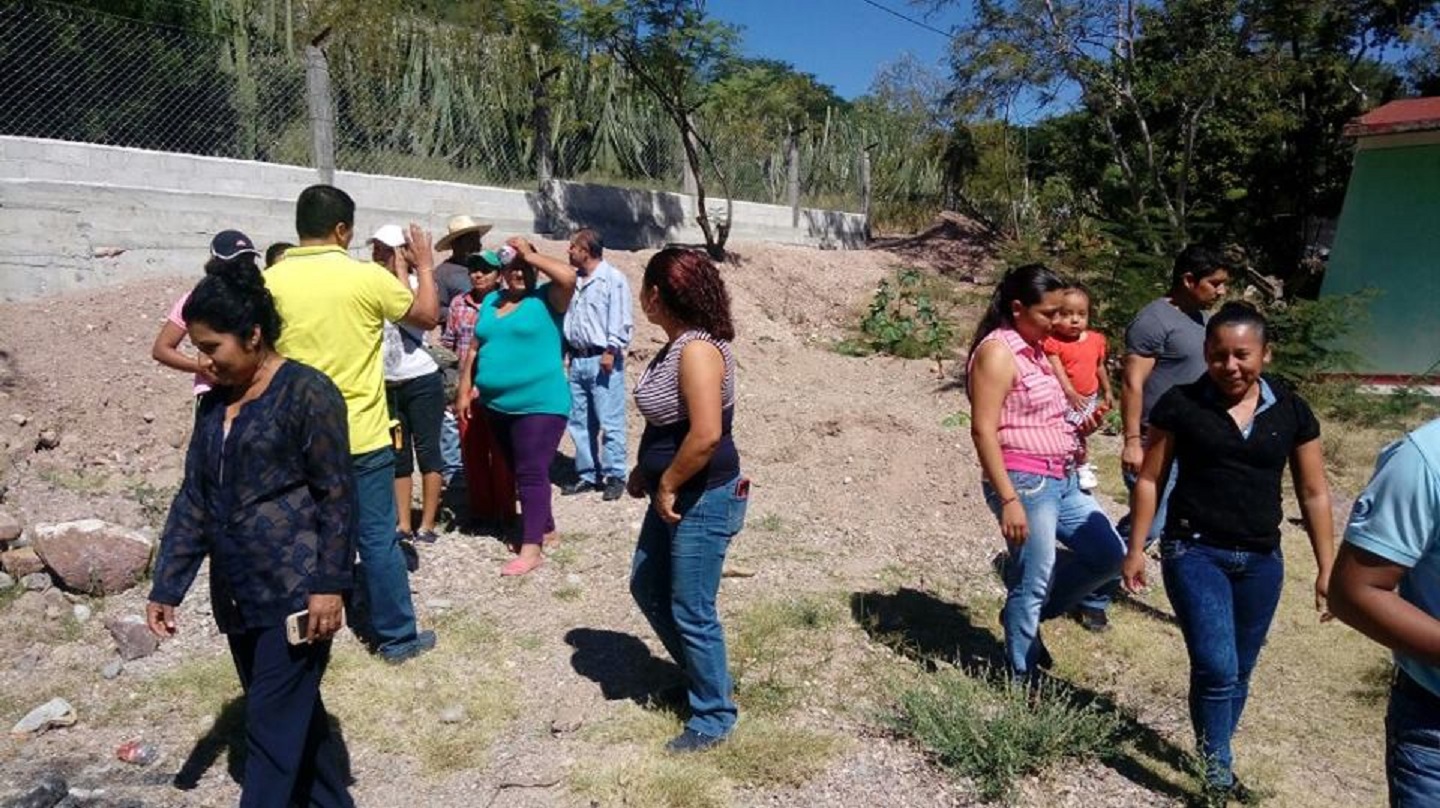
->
[968, 264, 1125, 681]
[627, 249, 748, 753]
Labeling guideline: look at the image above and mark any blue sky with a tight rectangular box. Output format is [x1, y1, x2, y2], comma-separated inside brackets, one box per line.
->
[708, 0, 970, 100]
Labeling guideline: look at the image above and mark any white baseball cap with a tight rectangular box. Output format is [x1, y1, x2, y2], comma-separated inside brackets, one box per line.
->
[367, 224, 406, 248]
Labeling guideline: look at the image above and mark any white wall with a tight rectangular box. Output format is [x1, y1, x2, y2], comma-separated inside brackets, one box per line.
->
[0, 136, 866, 300]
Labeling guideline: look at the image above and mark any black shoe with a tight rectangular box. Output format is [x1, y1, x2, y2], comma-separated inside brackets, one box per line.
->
[380, 630, 437, 665]
[1198, 776, 1254, 807]
[559, 480, 598, 496]
[1071, 606, 1111, 633]
[602, 476, 625, 501]
[664, 728, 726, 753]
[399, 539, 420, 573]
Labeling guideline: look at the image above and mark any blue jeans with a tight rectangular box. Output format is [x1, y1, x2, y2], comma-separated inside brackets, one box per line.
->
[1082, 464, 1177, 611]
[1161, 538, 1283, 789]
[439, 410, 464, 484]
[567, 355, 627, 484]
[1388, 673, 1440, 807]
[351, 449, 421, 657]
[983, 470, 1125, 677]
[629, 475, 748, 738]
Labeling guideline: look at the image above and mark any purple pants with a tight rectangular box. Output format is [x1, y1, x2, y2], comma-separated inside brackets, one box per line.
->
[488, 411, 565, 545]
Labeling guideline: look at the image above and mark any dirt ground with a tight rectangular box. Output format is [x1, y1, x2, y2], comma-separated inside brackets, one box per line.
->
[0, 228, 1392, 807]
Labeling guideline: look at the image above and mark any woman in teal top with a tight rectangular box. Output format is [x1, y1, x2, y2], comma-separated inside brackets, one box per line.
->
[456, 238, 577, 575]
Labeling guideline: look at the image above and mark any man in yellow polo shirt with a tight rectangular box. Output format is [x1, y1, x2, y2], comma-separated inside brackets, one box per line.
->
[267, 184, 441, 663]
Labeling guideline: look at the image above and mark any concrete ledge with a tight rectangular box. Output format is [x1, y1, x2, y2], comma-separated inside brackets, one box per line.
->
[0, 136, 868, 300]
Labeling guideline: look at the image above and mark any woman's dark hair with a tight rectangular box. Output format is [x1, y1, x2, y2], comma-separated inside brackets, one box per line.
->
[202, 253, 260, 279]
[967, 263, 1068, 359]
[265, 242, 295, 267]
[1171, 244, 1230, 289]
[182, 260, 282, 347]
[1205, 301, 1268, 345]
[643, 249, 735, 341]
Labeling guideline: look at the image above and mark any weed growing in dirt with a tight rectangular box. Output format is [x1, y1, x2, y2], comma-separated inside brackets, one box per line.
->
[941, 411, 971, 429]
[548, 545, 579, 569]
[124, 479, 177, 529]
[891, 669, 1121, 802]
[857, 268, 960, 368]
[553, 583, 582, 602]
[755, 512, 784, 533]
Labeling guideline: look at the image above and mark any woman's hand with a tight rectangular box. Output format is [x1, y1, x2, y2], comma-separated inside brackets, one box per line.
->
[999, 499, 1027, 546]
[306, 593, 345, 642]
[1122, 549, 1148, 594]
[1078, 402, 1110, 436]
[506, 236, 535, 256]
[654, 484, 681, 524]
[146, 602, 177, 638]
[626, 467, 647, 499]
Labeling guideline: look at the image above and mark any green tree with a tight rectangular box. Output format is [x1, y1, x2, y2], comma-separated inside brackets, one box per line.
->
[575, 0, 740, 258]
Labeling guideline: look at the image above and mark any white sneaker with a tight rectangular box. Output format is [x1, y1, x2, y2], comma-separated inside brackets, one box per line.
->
[1078, 463, 1099, 492]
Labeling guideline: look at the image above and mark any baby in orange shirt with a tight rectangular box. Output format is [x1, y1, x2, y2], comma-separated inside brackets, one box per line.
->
[1042, 283, 1114, 491]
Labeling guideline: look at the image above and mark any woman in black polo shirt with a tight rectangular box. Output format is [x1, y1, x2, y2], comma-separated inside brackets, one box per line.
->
[1121, 302, 1335, 804]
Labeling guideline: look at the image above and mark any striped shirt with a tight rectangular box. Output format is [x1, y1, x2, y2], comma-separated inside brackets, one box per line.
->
[970, 327, 1077, 475]
[634, 329, 739, 493]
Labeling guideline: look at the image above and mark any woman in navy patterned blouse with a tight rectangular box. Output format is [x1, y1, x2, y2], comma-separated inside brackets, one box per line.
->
[147, 263, 356, 808]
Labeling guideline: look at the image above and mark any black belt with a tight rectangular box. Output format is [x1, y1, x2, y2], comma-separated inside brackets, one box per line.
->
[1395, 668, 1440, 711]
[568, 345, 607, 358]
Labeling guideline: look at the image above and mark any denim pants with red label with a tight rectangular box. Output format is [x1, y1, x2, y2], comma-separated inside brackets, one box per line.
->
[630, 475, 749, 738]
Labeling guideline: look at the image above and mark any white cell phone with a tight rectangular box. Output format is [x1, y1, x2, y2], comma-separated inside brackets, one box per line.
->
[285, 610, 310, 645]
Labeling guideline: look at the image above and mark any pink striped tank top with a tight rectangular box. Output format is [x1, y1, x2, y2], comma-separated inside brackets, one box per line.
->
[969, 326, 1078, 477]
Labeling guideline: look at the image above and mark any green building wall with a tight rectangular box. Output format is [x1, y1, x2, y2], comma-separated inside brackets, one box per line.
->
[1321, 141, 1440, 377]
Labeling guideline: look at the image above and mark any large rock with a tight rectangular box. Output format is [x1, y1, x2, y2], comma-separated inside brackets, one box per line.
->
[0, 509, 21, 542]
[1, 546, 45, 577]
[105, 615, 158, 661]
[31, 520, 152, 595]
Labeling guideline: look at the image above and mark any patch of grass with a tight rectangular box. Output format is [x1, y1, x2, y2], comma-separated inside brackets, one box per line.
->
[109, 652, 239, 726]
[831, 337, 874, 357]
[37, 468, 109, 494]
[325, 611, 518, 774]
[731, 595, 841, 716]
[891, 669, 1121, 802]
[123, 479, 177, 529]
[571, 706, 840, 803]
[708, 718, 840, 787]
[755, 512, 784, 533]
[553, 584, 582, 602]
[548, 545, 579, 569]
[569, 757, 732, 808]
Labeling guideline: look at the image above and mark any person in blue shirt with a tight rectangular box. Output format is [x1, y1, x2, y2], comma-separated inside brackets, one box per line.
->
[1330, 417, 1440, 808]
[558, 229, 634, 501]
[147, 262, 355, 808]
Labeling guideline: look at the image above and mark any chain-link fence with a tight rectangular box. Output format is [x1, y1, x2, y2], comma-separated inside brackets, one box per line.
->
[0, 1, 308, 165]
[1, 1, 872, 212]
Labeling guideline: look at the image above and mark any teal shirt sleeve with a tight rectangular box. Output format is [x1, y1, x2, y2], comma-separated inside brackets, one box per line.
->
[1344, 437, 1440, 568]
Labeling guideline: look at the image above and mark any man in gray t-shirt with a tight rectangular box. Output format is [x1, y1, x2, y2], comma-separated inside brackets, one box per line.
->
[1073, 244, 1230, 633]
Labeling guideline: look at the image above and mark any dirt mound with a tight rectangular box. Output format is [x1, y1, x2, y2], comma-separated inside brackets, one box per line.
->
[870, 211, 1000, 280]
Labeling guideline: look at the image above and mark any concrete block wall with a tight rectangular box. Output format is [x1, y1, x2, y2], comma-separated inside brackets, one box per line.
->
[0, 136, 867, 300]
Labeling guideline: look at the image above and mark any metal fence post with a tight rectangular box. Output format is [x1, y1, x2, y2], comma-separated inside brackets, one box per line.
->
[787, 125, 801, 228]
[860, 145, 874, 239]
[305, 29, 334, 185]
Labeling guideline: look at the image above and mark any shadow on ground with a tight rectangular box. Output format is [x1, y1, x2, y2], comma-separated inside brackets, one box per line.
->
[850, 587, 1195, 803]
[173, 696, 355, 793]
[564, 627, 684, 706]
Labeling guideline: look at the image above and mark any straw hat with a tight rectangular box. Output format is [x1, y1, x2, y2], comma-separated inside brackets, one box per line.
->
[434, 215, 493, 251]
